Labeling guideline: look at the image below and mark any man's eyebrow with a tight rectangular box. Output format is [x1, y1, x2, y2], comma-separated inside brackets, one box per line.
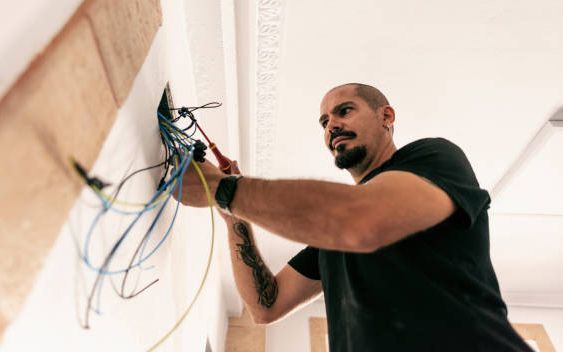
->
[319, 101, 355, 123]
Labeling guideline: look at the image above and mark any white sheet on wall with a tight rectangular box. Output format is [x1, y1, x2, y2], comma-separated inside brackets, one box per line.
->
[1, 0, 231, 349]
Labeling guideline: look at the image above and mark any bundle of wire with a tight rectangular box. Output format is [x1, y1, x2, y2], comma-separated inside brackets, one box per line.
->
[71, 102, 222, 351]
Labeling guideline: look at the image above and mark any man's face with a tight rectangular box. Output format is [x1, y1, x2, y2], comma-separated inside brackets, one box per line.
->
[319, 85, 387, 170]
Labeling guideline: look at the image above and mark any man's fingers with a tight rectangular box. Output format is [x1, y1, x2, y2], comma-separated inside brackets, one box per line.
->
[230, 160, 241, 175]
[196, 158, 217, 168]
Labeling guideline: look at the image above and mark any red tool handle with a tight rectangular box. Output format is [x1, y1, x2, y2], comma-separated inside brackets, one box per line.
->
[209, 142, 232, 174]
[195, 121, 233, 174]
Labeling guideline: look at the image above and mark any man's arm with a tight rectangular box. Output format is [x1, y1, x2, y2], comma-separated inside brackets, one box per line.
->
[224, 216, 322, 324]
[225, 161, 322, 324]
[227, 170, 456, 253]
[180, 160, 455, 253]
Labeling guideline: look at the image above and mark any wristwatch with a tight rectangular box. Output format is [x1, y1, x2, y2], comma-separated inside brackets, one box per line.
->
[215, 175, 243, 214]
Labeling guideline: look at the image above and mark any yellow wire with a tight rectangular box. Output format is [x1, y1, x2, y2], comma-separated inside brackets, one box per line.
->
[91, 179, 175, 208]
[146, 159, 215, 351]
[71, 127, 191, 210]
[90, 155, 180, 209]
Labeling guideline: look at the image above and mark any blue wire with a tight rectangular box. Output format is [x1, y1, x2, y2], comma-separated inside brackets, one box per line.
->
[81, 150, 191, 275]
[89, 146, 191, 311]
[80, 108, 211, 322]
[80, 146, 193, 275]
[135, 149, 188, 265]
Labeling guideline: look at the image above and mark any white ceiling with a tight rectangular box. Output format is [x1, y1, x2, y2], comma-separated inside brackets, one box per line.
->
[189, 0, 563, 308]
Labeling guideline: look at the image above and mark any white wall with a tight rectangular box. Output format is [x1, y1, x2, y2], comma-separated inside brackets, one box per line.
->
[1, 0, 231, 350]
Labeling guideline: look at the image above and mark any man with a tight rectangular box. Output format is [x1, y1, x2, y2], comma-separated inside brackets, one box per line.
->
[178, 83, 533, 351]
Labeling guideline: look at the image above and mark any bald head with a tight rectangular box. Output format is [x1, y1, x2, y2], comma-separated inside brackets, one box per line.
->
[326, 83, 389, 113]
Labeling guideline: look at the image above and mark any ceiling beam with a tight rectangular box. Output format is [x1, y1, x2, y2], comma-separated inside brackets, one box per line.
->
[491, 108, 563, 200]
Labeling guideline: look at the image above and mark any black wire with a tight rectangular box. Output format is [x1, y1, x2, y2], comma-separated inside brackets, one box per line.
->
[169, 102, 222, 132]
[118, 197, 170, 299]
[110, 160, 168, 202]
[78, 101, 219, 328]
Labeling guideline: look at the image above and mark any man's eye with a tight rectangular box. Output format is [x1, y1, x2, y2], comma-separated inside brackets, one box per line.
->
[339, 107, 352, 116]
[321, 120, 328, 128]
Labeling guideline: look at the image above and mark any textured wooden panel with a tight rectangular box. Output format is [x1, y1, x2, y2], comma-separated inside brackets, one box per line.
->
[86, 0, 162, 105]
[513, 323, 556, 352]
[309, 317, 328, 352]
[0, 16, 117, 334]
[225, 326, 265, 352]
[0, 313, 6, 339]
[228, 307, 256, 327]
[226, 309, 265, 352]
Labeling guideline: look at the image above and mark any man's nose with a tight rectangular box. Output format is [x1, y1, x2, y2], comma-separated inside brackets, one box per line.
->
[326, 118, 343, 133]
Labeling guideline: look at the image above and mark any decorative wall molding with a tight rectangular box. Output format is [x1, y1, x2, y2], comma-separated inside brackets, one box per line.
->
[255, 0, 284, 177]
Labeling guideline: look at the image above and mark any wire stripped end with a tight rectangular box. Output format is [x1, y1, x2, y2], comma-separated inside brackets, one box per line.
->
[71, 158, 110, 190]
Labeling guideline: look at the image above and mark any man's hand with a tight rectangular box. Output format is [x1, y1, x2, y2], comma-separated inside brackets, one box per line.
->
[176, 159, 223, 208]
[227, 160, 241, 175]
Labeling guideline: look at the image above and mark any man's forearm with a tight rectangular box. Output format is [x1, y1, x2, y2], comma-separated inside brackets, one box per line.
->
[228, 177, 372, 251]
[224, 216, 278, 312]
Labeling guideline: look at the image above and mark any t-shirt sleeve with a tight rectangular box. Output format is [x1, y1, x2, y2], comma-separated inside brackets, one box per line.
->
[384, 138, 490, 228]
[287, 246, 321, 280]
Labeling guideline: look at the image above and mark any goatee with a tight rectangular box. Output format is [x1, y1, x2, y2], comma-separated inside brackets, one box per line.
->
[335, 145, 367, 169]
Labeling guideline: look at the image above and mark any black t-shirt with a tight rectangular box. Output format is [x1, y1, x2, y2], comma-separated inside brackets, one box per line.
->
[288, 138, 533, 352]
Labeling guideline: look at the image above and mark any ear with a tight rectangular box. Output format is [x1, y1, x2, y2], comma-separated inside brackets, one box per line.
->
[382, 105, 395, 127]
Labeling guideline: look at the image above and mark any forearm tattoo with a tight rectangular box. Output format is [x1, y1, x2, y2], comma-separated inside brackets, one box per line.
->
[233, 222, 278, 308]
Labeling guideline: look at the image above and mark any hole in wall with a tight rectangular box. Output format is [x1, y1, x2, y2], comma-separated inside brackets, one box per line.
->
[158, 82, 175, 119]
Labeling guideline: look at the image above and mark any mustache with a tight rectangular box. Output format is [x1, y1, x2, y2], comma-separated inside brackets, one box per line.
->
[329, 130, 356, 150]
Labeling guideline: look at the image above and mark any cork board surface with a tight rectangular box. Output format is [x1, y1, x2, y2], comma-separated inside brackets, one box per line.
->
[226, 309, 265, 352]
[0, 16, 117, 335]
[85, 0, 162, 105]
[513, 323, 556, 352]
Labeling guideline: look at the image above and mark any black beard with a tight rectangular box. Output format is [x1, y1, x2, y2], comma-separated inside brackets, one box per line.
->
[335, 145, 367, 169]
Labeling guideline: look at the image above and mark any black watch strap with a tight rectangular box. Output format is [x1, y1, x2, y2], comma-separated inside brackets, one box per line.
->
[215, 175, 243, 213]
